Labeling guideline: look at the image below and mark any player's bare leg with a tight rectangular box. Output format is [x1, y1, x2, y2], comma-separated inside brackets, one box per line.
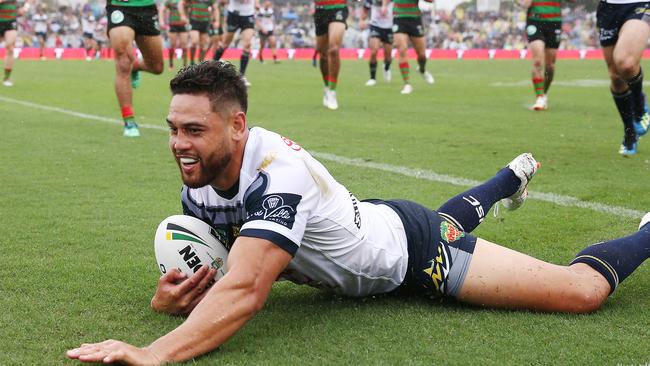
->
[457, 239, 611, 313]
[213, 31, 234, 61]
[316, 34, 330, 107]
[179, 32, 189, 67]
[365, 37, 380, 86]
[394, 32, 411, 94]
[198, 32, 209, 61]
[543, 47, 557, 97]
[411, 35, 433, 84]
[529, 39, 547, 110]
[382, 41, 392, 82]
[324, 21, 345, 109]
[268, 34, 278, 63]
[239, 28, 254, 86]
[168, 32, 178, 69]
[110, 26, 139, 135]
[189, 30, 200, 64]
[2, 29, 17, 86]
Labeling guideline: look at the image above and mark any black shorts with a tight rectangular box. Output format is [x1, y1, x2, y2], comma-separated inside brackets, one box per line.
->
[169, 24, 188, 33]
[367, 199, 477, 298]
[314, 7, 349, 36]
[0, 21, 16, 37]
[36, 31, 47, 39]
[525, 19, 561, 49]
[106, 4, 161, 36]
[259, 30, 274, 38]
[83, 32, 94, 39]
[226, 13, 255, 33]
[392, 17, 424, 37]
[369, 24, 393, 44]
[190, 20, 210, 33]
[597, 1, 650, 47]
[209, 25, 223, 36]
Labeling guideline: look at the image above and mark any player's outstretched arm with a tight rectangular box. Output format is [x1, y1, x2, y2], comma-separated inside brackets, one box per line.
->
[67, 237, 292, 365]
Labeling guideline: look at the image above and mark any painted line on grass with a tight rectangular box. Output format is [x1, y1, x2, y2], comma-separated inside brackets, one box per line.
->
[2, 94, 645, 219]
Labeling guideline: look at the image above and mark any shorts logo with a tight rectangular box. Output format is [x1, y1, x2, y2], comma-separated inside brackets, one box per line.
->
[423, 243, 449, 293]
[335, 10, 343, 20]
[526, 24, 537, 36]
[392, 24, 398, 32]
[111, 10, 125, 24]
[440, 221, 464, 243]
[417, 25, 423, 35]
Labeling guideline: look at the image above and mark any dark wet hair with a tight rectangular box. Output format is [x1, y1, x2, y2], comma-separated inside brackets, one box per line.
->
[170, 61, 247, 114]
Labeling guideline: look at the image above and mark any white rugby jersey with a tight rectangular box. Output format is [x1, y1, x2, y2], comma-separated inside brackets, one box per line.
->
[33, 13, 48, 33]
[227, 0, 256, 17]
[258, 7, 274, 32]
[364, 0, 393, 29]
[82, 16, 96, 34]
[181, 127, 409, 297]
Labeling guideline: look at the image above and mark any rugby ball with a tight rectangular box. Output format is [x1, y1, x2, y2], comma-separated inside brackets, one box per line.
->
[154, 215, 229, 281]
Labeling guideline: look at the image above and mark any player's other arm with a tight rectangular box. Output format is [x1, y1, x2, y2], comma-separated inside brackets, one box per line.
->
[67, 237, 292, 365]
[158, 4, 167, 29]
[212, 2, 220, 28]
[518, 0, 532, 9]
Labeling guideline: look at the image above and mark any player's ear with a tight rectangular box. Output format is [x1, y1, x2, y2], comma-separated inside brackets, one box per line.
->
[231, 111, 247, 141]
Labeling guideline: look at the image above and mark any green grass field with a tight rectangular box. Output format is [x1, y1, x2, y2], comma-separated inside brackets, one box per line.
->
[1, 58, 649, 365]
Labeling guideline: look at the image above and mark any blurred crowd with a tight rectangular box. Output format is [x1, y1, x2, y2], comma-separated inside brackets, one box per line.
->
[9, 1, 598, 51]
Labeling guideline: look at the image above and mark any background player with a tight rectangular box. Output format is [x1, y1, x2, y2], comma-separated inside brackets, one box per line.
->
[106, 0, 164, 137]
[0, 0, 27, 87]
[211, 0, 258, 87]
[33, 4, 48, 61]
[361, 0, 393, 86]
[385, 0, 434, 94]
[597, 0, 650, 155]
[82, 11, 99, 61]
[179, 0, 219, 64]
[256, 0, 278, 64]
[207, 0, 225, 62]
[164, 0, 189, 69]
[520, 0, 562, 111]
[314, 0, 348, 109]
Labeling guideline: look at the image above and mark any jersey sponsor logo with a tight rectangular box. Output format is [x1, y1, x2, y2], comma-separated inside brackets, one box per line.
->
[281, 136, 302, 151]
[526, 24, 537, 36]
[462, 195, 484, 224]
[111, 10, 125, 24]
[248, 193, 301, 229]
[423, 242, 450, 293]
[440, 221, 465, 243]
[599, 28, 615, 42]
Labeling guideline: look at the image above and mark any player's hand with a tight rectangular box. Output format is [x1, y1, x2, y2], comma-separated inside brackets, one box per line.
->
[380, 5, 387, 16]
[213, 20, 220, 29]
[180, 15, 189, 24]
[150, 266, 217, 315]
[66, 340, 163, 365]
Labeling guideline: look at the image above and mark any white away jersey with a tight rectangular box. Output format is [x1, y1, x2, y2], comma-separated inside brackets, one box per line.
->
[364, 0, 393, 29]
[227, 0, 256, 17]
[258, 7, 274, 32]
[181, 127, 409, 297]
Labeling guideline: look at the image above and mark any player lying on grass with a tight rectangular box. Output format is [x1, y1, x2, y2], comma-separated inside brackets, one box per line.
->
[67, 61, 650, 365]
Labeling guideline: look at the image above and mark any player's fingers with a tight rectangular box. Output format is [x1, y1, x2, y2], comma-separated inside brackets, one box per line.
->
[160, 267, 186, 284]
[193, 268, 217, 295]
[177, 265, 209, 294]
[77, 349, 109, 362]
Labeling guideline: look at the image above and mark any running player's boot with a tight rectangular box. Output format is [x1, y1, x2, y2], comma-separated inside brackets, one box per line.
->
[619, 139, 638, 156]
[532, 95, 547, 111]
[421, 70, 434, 84]
[634, 96, 650, 136]
[3, 79, 13, 87]
[123, 121, 141, 137]
[327, 90, 338, 110]
[400, 84, 413, 94]
[501, 153, 540, 211]
[383, 69, 391, 82]
[242, 77, 252, 87]
[323, 87, 329, 107]
[131, 70, 141, 89]
[365, 79, 377, 86]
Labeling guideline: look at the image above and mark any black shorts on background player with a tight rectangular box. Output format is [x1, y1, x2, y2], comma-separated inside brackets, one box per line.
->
[392, 17, 424, 37]
[190, 20, 210, 33]
[369, 25, 393, 44]
[597, 1, 650, 47]
[259, 30, 274, 37]
[525, 19, 561, 49]
[0, 21, 17, 37]
[226, 13, 254, 33]
[314, 7, 348, 36]
[169, 24, 188, 33]
[106, 4, 160, 36]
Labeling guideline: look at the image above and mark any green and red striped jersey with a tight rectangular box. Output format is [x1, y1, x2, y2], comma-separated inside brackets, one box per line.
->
[110, 0, 156, 7]
[314, 0, 346, 10]
[188, 0, 215, 22]
[0, 0, 17, 23]
[166, 0, 184, 25]
[527, 0, 561, 22]
[393, 0, 421, 18]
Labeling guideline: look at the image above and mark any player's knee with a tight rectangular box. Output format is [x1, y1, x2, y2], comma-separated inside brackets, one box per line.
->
[115, 54, 134, 74]
[151, 62, 164, 75]
[615, 57, 639, 80]
[327, 45, 340, 58]
[564, 286, 607, 314]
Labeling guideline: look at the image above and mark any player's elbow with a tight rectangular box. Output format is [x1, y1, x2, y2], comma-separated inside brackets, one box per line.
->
[563, 287, 607, 314]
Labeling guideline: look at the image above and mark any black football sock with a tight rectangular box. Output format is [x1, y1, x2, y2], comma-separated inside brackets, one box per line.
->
[627, 68, 645, 120]
[213, 47, 225, 61]
[369, 61, 377, 80]
[240, 51, 250, 75]
[612, 89, 637, 146]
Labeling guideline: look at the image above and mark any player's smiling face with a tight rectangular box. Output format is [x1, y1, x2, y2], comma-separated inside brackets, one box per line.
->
[167, 93, 235, 189]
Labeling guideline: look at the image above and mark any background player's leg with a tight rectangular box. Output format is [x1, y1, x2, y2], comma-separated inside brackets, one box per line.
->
[213, 32, 233, 61]
[543, 47, 557, 95]
[366, 37, 380, 85]
[394, 33, 411, 94]
[326, 22, 345, 96]
[109, 26, 139, 136]
[189, 30, 199, 64]
[604, 46, 638, 155]
[168, 32, 178, 69]
[382, 41, 392, 82]
[316, 34, 329, 88]
[411, 36, 433, 84]
[179, 32, 189, 67]
[2, 30, 17, 86]
[528, 39, 546, 110]
[456, 238, 610, 313]
[134, 35, 164, 75]
[239, 28, 254, 80]
[615, 19, 650, 137]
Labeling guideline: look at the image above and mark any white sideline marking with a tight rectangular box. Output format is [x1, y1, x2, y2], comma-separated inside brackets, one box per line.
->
[1, 95, 645, 219]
